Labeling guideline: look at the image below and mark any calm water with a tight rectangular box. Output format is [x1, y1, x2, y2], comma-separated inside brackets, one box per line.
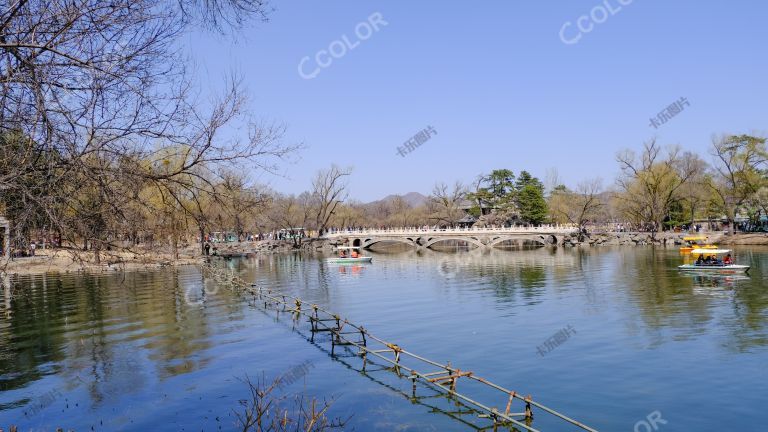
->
[1, 246, 768, 431]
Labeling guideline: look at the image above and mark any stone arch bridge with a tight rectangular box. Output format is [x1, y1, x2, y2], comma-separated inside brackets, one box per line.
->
[324, 226, 578, 250]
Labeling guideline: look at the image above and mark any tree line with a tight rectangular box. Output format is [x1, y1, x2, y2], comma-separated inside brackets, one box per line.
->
[2, 1, 765, 260]
[339, 133, 768, 237]
[552, 135, 768, 236]
[0, 0, 288, 261]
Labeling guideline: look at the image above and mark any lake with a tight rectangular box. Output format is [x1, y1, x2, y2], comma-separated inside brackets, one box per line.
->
[1, 246, 768, 431]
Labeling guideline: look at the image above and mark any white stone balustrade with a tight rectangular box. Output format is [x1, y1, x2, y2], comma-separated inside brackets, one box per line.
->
[323, 225, 578, 238]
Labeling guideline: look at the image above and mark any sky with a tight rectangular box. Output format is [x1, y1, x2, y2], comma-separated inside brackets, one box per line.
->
[186, 0, 768, 202]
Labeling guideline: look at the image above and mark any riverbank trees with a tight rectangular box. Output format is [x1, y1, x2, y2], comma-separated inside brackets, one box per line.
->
[548, 179, 605, 230]
[610, 135, 768, 233]
[615, 140, 703, 234]
[0, 0, 297, 260]
[707, 134, 768, 235]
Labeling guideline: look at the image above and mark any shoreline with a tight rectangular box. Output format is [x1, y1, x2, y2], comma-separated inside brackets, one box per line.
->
[3, 233, 768, 277]
[1, 248, 202, 276]
[568, 231, 768, 247]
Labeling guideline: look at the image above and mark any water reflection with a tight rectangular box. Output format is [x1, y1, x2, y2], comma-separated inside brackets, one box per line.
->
[0, 268, 246, 423]
[2, 248, 768, 430]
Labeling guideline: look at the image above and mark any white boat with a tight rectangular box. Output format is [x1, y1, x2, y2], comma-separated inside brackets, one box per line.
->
[677, 248, 749, 273]
[326, 256, 373, 263]
[327, 246, 372, 264]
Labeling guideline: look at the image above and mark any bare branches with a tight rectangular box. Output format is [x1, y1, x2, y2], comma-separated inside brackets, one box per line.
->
[178, 0, 273, 33]
[312, 165, 351, 236]
[428, 181, 467, 227]
[549, 178, 604, 228]
[707, 134, 768, 234]
[0, 0, 291, 259]
[615, 140, 703, 233]
[234, 374, 346, 432]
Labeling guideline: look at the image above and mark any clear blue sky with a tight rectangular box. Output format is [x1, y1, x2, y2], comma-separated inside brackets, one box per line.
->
[186, 1, 768, 202]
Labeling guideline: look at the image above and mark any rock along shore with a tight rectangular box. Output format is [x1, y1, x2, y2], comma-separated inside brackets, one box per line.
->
[561, 231, 768, 247]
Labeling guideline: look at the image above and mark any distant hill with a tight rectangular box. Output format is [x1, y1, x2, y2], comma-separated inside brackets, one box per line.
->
[367, 192, 428, 208]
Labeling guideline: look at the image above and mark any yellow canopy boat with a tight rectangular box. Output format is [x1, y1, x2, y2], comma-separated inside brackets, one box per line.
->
[679, 236, 718, 254]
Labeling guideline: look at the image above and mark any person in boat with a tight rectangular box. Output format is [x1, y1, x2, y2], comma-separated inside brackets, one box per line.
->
[350, 249, 359, 258]
[724, 254, 732, 265]
[339, 249, 347, 258]
[695, 254, 704, 266]
[704, 255, 713, 265]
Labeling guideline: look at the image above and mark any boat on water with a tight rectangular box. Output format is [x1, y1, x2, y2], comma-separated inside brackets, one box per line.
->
[327, 256, 373, 263]
[677, 248, 750, 273]
[327, 246, 373, 264]
[679, 236, 718, 254]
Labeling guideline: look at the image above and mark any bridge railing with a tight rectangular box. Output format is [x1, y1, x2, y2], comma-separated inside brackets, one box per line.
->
[324, 225, 579, 237]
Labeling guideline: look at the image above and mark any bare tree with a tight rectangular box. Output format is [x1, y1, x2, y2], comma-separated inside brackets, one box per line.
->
[676, 157, 712, 229]
[549, 178, 604, 230]
[235, 374, 346, 432]
[428, 181, 467, 227]
[616, 140, 701, 235]
[543, 167, 562, 197]
[388, 196, 411, 227]
[0, 0, 298, 261]
[707, 134, 768, 235]
[268, 192, 312, 246]
[311, 165, 351, 236]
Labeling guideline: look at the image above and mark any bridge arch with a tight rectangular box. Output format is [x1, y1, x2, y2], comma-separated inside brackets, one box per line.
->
[362, 237, 418, 249]
[422, 236, 485, 250]
[488, 236, 548, 249]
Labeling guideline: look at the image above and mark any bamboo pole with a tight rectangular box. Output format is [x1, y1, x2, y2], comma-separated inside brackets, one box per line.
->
[201, 264, 598, 432]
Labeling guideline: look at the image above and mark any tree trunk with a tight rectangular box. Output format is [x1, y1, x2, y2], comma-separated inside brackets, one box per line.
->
[727, 206, 736, 236]
[93, 241, 100, 264]
[199, 226, 206, 255]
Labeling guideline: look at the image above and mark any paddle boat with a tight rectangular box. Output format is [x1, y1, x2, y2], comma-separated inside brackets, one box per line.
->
[679, 236, 718, 254]
[677, 248, 749, 273]
[327, 246, 373, 264]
